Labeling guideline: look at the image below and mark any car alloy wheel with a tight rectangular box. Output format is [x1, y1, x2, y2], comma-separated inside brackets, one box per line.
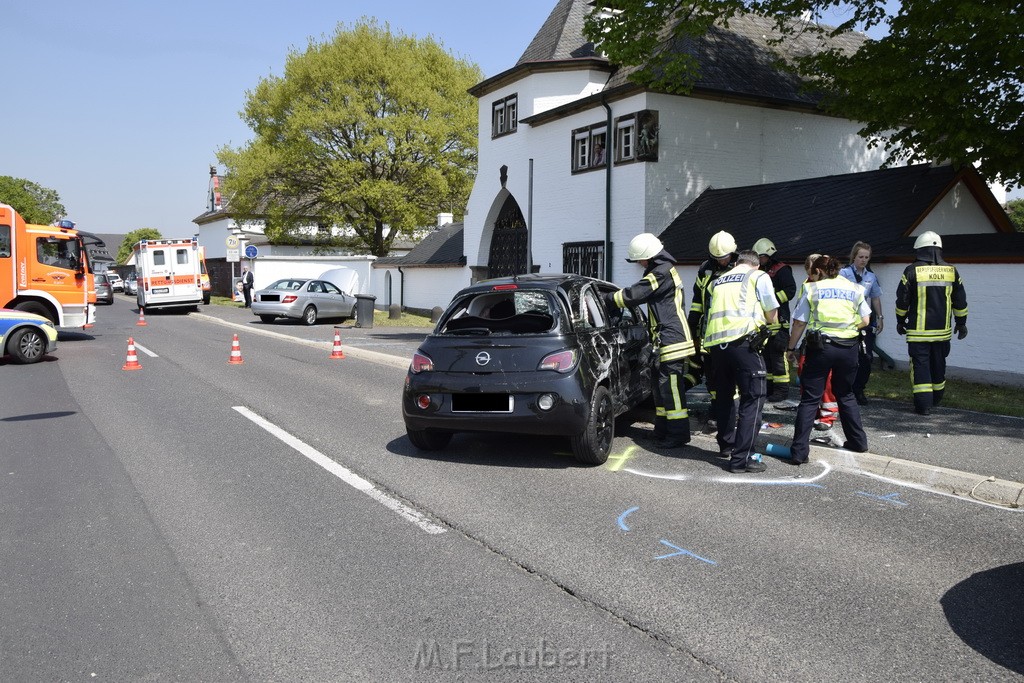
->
[571, 385, 614, 465]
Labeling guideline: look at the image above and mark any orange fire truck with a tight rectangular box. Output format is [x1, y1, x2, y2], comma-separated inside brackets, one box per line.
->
[0, 203, 96, 327]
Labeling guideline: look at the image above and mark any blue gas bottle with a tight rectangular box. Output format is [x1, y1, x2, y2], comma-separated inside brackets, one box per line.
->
[765, 442, 792, 459]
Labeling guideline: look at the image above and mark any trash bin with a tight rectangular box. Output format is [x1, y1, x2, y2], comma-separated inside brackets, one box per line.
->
[355, 294, 377, 328]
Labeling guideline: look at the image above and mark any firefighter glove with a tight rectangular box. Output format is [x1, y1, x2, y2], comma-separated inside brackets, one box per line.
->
[955, 323, 968, 340]
[896, 319, 907, 336]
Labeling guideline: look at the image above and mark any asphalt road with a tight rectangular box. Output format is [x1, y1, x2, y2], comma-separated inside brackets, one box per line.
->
[1, 296, 1022, 681]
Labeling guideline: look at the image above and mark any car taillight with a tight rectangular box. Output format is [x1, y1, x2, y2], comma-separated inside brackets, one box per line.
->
[410, 352, 433, 374]
[538, 349, 577, 373]
[282, 295, 298, 303]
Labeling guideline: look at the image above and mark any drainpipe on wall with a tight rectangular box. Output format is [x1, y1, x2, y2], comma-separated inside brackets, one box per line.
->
[601, 94, 613, 280]
[528, 158, 534, 273]
[397, 266, 404, 309]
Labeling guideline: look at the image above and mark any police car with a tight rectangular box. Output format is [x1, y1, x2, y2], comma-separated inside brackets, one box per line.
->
[0, 308, 58, 364]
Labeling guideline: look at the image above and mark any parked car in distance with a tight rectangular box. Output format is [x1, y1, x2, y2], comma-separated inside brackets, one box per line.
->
[251, 278, 358, 325]
[402, 274, 653, 465]
[93, 273, 114, 305]
[123, 275, 137, 296]
[0, 307, 58, 364]
[106, 272, 123, 292]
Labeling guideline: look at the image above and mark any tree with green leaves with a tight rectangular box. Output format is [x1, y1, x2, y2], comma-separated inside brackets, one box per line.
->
[218, 20, 481, 256]
[1007, 198, 1024, 232]
[0, 176, 67, 224]
[584, 0, 1023, 190]
[117, 228, 163, 264]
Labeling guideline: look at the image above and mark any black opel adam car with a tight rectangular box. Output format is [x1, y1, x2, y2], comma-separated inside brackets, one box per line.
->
[403, 274, 652, 465]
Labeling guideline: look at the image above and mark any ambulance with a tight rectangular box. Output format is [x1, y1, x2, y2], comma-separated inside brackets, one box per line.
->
[134, 238, 204, 311]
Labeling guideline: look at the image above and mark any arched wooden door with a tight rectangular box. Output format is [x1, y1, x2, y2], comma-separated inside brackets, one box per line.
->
[487, 195, 527, 278]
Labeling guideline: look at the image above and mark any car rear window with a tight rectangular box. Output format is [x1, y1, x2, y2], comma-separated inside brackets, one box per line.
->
[441, 290, 557, 335]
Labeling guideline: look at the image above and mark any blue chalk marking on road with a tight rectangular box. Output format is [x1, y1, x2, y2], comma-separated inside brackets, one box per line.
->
[617, 506, 639, 531]
[855, 491, 909, 506]
[655, 540, 717, 565]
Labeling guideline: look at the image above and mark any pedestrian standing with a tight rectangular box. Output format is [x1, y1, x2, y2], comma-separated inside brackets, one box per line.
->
[608, 233, 697, 448]
[786, 255, 872, 465]
[242, 265, 254, 308]
[753, 238, 797, 402]
[839, 241, 884, 404]
[703, 250, 780, 473]
[794, 253, 838, 432]
[894, 231, 968, 415]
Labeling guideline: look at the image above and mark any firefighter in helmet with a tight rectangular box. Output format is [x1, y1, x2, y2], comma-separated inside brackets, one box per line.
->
[607, 233, 696, 448]
[752, 237, 796, 402]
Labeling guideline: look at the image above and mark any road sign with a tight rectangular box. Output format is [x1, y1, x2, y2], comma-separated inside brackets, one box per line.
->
[226, 248, 240, 262]
[244, 245, 259, 259]
[226, 235, 239, 249]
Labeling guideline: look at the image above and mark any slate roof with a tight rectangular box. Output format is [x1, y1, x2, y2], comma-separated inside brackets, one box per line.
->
[658, 164, 1022, 265]
[375, 222, 465, 267]
[509, 0, 866, 109]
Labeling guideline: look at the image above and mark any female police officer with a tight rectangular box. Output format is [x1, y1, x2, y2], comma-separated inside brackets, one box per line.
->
[786, 255, 872, 465]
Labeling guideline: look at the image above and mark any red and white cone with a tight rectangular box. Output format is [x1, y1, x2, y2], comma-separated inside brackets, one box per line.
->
[329, 329, 346, 359]
[122, 337, 142, 370]
[228, 334, 244, 364]
[137, 306, 148, 326]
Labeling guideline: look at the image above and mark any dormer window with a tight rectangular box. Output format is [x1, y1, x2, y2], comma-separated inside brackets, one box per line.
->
[492, 94, 518, 138]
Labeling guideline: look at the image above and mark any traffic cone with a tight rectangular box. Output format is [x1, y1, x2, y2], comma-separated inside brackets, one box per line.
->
[122, 337, 142, 370]
[329, 328, 346, 359]
[137, 306, 148, 326]
[228, 334, 244, 364]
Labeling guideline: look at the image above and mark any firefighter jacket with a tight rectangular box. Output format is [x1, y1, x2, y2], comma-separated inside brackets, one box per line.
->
[793, 276, 870, 340]
[703, 264, 779, 347]
[761, 259, 797, 331]
[894, 247, 968, 343]
[687, 255, 737, 341]
[610, 250, 696, 362]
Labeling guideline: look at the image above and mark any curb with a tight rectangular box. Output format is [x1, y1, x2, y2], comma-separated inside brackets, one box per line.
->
[749, 433, 1023, 509]
[190, 313, 411, 370]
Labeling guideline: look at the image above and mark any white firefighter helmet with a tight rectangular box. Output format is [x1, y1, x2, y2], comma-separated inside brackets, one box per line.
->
[626, 233, 663, 261]
[914, 231, 942, 249]
[708, 231, 737, 258]
[752, 237, 777, 257]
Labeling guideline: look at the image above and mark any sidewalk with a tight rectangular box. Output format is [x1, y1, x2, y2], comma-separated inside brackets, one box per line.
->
[193, 304, 1024, 508]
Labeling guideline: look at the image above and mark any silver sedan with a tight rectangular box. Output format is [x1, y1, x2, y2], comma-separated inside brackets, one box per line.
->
[251, 278, 357, 325]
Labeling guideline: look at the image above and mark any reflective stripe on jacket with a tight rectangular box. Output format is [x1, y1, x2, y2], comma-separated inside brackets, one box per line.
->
[703, 266, 769, 346]
[803, 277, 866, 340]
[895, 262, 968, 343]
[611, 251, 695, 361]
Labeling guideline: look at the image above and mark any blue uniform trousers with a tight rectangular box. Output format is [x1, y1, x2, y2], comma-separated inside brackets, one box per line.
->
[708, 341, 767, 470]
[791, 340, 868, 463]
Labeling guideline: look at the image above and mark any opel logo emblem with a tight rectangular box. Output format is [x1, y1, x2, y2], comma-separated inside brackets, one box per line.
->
[475, 351, 491, 366]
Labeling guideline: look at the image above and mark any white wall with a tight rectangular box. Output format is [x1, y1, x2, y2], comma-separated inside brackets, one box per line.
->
[251, 255, 375, 294]
[916, 181, 997, 235]
[373, 266, 470, 311]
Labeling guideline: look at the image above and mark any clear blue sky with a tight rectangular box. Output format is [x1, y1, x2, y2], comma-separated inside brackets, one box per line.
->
[3, 0, 558, 237]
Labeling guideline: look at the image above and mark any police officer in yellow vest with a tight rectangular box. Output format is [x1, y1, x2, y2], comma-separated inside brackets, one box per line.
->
[786, 255, 872, 465]
[703, 250, 780, 473]
[609, 233, 696, 448]
[894, 231, 968, 415]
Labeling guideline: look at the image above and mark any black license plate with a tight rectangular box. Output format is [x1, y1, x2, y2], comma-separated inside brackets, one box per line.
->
[261, 294, 280, 302]
[451, 393, 513, 413]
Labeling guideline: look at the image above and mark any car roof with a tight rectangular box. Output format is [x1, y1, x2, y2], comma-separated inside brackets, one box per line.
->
[455, 273, 612, 296]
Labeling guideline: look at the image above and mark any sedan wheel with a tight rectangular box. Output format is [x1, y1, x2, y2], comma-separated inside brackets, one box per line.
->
[571, 386, 614, 465]
[406, 428, 453, 450]
[9, 327, 47, 364]
[259, 315, 276, 324]
[302, 305, 318, 326]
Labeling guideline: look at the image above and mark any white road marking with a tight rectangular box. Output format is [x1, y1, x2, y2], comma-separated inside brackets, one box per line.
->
[233, 406, 446, 534]
[132, 341, 158, 357]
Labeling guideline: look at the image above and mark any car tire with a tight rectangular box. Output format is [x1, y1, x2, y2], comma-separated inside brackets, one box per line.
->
[349, 304, 357, 320]
[13, 301, 54, 324]
[406, 427, 453, 450]
[302, 305, 318, 326]
[259, 315, 276, 324]
[8, 327, 47, 364]
[571, 385, 614, 465]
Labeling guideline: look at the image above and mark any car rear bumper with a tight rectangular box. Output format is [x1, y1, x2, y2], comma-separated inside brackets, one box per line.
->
[251, 302, 304, 319]
[403, 371, 593, 436]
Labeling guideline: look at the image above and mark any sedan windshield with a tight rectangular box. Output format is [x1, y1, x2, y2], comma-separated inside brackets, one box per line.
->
[267, 279, 307, 291]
